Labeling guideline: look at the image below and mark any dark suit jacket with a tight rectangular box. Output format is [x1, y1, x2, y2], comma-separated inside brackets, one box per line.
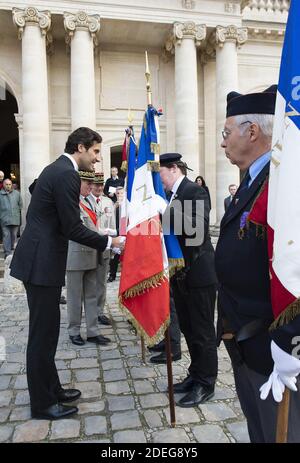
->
[215, 161, 300, 373]
[224, 195, 232, 211]
[167, 176, 217, 288]
[10, 155, 108, 286]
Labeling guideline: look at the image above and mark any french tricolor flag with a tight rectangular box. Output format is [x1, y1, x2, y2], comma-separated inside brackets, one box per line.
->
[119, 106, 170, 345]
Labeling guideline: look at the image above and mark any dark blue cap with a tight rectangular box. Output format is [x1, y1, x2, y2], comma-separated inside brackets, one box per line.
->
[226, 85, 277, 118]
[160, 153, 182, 165]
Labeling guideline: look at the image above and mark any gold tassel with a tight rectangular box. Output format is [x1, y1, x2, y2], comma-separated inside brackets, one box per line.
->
[150, 142, 160, 155]
[119, 296, 170, 347]
[121, 160, 128, 173]
[147, 160, 160, 172]
[270, 298, 300, 331]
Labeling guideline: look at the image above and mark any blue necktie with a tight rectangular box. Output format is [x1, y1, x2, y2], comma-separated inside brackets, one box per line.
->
[238, 171, 251, 194]
[166, 190, 173, 203]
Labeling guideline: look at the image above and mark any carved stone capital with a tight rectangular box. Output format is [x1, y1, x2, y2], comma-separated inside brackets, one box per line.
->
[165, 22, 206, 54]
[182, 0, 195, 9]
[12, 7, 51, 40]
[64, 11, 100, 47]
[215, 25, 248, 48]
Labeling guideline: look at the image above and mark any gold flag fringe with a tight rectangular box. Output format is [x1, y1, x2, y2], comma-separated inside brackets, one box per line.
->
[270, 298, 300, 331]
[168, 258, 185, 278]
[119, 296, 170, 347]
[122, 270, 168, 299]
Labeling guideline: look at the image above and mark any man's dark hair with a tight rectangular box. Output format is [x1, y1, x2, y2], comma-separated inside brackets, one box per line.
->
[163, 161, 187, 176]
[64, 127, 102, 154]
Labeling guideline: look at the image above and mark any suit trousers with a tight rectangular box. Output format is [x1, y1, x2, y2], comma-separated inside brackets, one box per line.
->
[226, 342, 300, 442]
[109, 253, 120, 279]
[173, 283, 217, 388]
[96, 256, 110, 316]
[24, 283, 62, 412]
[67, 269, 99, 337]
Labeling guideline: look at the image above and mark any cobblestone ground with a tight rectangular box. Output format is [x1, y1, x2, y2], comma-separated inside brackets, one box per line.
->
[0, 277, 250, 444]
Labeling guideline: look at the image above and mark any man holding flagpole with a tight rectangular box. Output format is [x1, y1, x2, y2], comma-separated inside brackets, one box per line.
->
[215, 1, 300, 439]
[159, 153, 218, 408]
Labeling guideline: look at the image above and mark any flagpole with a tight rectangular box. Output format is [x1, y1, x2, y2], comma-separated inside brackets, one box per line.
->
[276, 388, 290, 443]
[145, 51, 152, 106]
[145, 51, 160, 172]
[141, 337, 146, 364]
[165, 327, 176, 427]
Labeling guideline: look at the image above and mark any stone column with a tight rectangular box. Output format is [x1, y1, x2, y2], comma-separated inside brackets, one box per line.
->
[64, 11, 100, 131]
[12, 7, 51, 211]
[166, 22, 206, 174]
[214, 25, 247, 222]
[202, 51, 217, 224]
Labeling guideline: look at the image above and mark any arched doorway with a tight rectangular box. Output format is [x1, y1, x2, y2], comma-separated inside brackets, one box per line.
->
[0, 88, 19, 187]
[110, 145, 126, 179]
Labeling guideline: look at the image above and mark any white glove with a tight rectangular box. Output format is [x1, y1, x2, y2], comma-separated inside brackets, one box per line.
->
[260, 340, 300, 402]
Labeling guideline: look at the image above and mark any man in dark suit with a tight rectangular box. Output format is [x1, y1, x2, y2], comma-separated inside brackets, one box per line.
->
[103, 166, 125, 203]
[10, 127, 124, 420]
[215, 87, 300, 442]
[159, 153, 218, 407]
[224, 184, 237, 211]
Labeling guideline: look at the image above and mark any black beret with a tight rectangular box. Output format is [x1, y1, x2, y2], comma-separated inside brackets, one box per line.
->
[160, 153, 182, 165]
[226, 85, 277, 118]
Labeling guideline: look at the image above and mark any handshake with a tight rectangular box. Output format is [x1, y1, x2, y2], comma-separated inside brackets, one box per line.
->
[111, 236, 126, 254]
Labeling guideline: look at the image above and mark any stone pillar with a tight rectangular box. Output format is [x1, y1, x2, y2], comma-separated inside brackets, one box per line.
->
[64, 11, 100, 131]
[214, 25, 247, 222]
[202, 51, 217, 224]
[166, 22, 206, 174]
[12, 7, 51, 211]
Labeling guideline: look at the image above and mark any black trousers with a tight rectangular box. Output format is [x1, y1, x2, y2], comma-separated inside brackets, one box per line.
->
[109, 253, 120, 279]
[173, 283, 217, 388]
[24, 282, 62, 412]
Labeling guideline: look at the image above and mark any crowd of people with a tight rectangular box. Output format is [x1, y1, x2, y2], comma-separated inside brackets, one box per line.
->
[2, 84, 300, 442]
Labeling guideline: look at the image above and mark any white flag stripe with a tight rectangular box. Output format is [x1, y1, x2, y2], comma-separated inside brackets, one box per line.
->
[268, 91, 300, 297]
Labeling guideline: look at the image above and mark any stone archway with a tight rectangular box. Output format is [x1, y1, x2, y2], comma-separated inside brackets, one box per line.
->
[110, 145, 126, 180]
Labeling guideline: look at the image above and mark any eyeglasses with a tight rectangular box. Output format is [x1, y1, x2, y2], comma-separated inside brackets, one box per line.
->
[222, 121, 253, 140]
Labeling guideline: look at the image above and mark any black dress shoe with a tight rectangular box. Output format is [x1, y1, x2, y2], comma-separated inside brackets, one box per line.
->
[69, 335, 85, 346]
[31, 403, 78, 420]
[173, 375, 195, 393]
[150, 351, 181, 364]
[107, 276, 115, 282]
[87, 335, 111, 345]
[98, 314, 112, 326]
[176, 384, 214, 408]
[148, 340, 165, 353]
[57, 388, 81, 403]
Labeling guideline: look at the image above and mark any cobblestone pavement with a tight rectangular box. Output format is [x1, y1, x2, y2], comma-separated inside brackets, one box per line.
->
[0, 277, 250, 444]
